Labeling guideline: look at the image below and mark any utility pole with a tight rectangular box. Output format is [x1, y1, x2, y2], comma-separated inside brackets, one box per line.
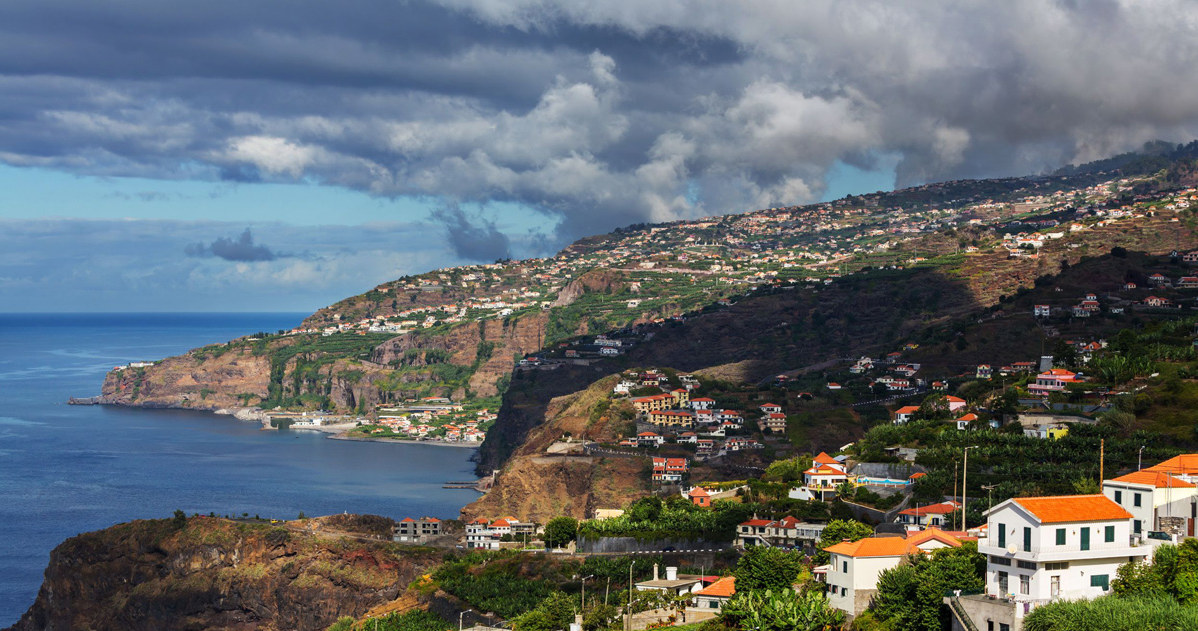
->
[963, 446, 977, 530]
[952, 458, 959, 531]
[1139, 445, 1146, 471]
[982, 484, 998, 513]
[1100, 439, 1105, 482]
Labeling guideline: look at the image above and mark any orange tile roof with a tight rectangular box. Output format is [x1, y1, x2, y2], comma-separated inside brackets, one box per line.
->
[895, 406, 920, 415]
[946, 395, 965, 403]
[695, 576, 736, 598]
[1146, 454, 1198, 476]
[824, 536, 916, 558]
[1012, 495, 1133, 523]
[956, 413, 978, 422]
[1110, 470, 1196, 488]
[906, 528, 964, 548]
[813, 452, 839, 465]
[899, 501, 960, 516]
[688, 487, 710, 497]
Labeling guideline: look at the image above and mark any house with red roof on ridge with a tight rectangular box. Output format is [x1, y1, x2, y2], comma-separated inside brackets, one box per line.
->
[759, 402, 782, 414]
[688, 486, 711, 507]
[897, 500, 961, 528]
[651, 457, 689, 483]
[892, 405, 920, 424]
[1027, 368, 1083, 395]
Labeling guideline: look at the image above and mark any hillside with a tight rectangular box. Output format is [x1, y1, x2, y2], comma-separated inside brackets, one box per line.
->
[94, 153, 1198, 476]
[5, 515, 440, 631]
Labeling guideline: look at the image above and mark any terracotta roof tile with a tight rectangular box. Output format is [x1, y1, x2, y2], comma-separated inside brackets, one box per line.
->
[823, 536, 915, 558]
[1146, 454, 1198, 477]
[1110, 470, 1195, 488]
[695, 576, 736, 598]
[1012, 494, 1132, 523]
[813, 452, 839, 465]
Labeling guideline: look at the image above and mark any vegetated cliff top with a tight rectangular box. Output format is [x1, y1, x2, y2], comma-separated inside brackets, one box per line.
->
[5, 515, 440, 631]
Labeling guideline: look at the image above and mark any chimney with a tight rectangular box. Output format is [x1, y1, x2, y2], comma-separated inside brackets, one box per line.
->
[653, 563, 659, 581]
[666, 566, 677, 581]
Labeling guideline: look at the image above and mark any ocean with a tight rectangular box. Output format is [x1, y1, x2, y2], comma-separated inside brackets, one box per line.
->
[0, 313, 481, 626]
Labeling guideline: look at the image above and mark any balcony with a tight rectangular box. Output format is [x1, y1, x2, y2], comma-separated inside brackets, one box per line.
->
[979, 540, 1150, 563]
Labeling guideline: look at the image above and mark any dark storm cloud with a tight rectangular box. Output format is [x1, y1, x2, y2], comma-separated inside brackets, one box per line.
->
[431, 204, 513, 262]
[185, 228, 279, 262]
[2, 0, 1198, 249]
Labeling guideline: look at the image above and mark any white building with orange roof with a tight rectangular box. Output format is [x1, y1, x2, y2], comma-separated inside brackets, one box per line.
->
[1103, 467, 1198, 536]
[892, 405, 919, 424]
[897, 500, 961, 528]
[979, 495, 1149, 607]
[824, 529, 964, 617]
[691, 576, 736, 611]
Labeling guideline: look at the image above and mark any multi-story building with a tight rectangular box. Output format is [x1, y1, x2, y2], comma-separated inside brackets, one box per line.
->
[393, 517, 442, 543]
[1102, 469, 1198, 537]
[978, 495, 1149, 606]
[736, 515, 825, 549]
[824, 529, 964, 618]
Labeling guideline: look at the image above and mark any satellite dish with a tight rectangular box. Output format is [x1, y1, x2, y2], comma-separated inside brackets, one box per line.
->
[1007, 545, 1018, 554]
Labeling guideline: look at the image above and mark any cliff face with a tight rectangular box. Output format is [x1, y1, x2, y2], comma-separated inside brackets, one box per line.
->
[463, 374, 647, 522]
[101, 313, 548, 413]
[6, 517, 439, 631]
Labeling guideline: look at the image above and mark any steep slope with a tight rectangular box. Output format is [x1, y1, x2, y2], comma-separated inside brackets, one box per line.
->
[5, 516, 440, 631]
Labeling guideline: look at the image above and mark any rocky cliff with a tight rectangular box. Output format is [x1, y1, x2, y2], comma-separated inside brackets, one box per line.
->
[5, 516, 440, 631]
[101, 313, 548, 413]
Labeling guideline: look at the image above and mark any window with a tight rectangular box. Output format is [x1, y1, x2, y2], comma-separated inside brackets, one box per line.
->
[841, 587, 847, 597]
[1000, 625, 1010, 631]
[1134, 493, 1142, 507]
[1091, 574, 1110, 590]
[1044, 562, 1069, 571]
[998, 523, 1006, 548]
[1056, 528, 1066, 545]
[988, 622, 994, 631]
[1020, 574, 1030, 595]
[1081, 527, 1090, 551]
[1115, 490, 1123, 504]
[843, 561, 848, 573]
[998, 571, 1009, 594]
[1105, 525, 1115, 543]
[990, 556, 1011, 566]
[1017, 560, 1036, 570]
[1134, 519, 1142, 534]
[1023, 527, 1032, 552]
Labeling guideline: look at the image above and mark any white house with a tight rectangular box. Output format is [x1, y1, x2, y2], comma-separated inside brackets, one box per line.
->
[824, 529, 964, 618]
[896, 500, 961, 528]
[1103, 469, 1198, 537]
[690, 397, 715, 410]
[978, 495, 1148, 608]
[691, 576, 736, 611]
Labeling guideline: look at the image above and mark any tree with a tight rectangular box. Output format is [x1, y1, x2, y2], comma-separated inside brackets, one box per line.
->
[719, 588, 845, 631]
[815, 519, 873, 564]
[916, 394, 951, 421]
[869, 544, 985, 631]
[543, 516, 579, 549]
[510, 592, 576, 631]
[735, 546, 805, 592]
[172, 509, 187, 529]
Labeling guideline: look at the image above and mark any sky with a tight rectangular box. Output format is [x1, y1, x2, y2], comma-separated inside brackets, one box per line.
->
[3, 0, 1198, 312]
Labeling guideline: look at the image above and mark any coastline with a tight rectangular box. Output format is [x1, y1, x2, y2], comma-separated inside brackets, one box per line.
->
[325, 433, 481, 449]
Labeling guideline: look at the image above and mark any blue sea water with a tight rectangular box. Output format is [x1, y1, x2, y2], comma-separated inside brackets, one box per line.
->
[0, 313, 480, 627]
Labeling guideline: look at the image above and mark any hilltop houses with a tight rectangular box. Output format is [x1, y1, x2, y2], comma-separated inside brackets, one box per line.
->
[736, 515, 825, 548]
[896, 501, 961, 528]
[651, 457, 689, 483]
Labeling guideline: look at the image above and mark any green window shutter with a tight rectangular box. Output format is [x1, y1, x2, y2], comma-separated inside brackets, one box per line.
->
[1056, 528, 1066, 545]
[1090, 574, 1109, 590]
[1081, 527, 1090, 551]
[1023, 527, 1032, 552]
[998, 523, 1006, 548]
[1105, 525, 1115, 543]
